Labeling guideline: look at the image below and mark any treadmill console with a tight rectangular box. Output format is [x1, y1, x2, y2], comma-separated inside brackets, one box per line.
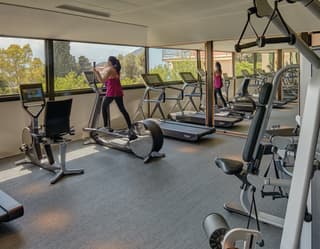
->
[179, 72, 197, 83]
[20, 83, 44, 103]
[141, 74, 163, 87]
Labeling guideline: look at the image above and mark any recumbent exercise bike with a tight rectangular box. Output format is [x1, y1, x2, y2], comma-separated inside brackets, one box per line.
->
[15, 84, 84, 184]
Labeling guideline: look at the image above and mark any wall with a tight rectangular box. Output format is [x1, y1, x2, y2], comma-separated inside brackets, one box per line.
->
[0, 84, 197, 158]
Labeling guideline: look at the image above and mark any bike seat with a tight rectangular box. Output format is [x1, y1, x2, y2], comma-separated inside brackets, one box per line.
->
[215, 158, 244, 175]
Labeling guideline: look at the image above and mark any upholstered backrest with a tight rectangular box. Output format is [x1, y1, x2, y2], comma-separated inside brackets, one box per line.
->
[44, 99, 72, 138]
[242, 83, 272, 162]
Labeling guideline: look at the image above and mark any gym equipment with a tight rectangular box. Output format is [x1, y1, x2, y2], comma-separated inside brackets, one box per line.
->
[265, 123, 300, 178]
[204, 1, 320, 248]
[253, 70, 289, 108]
[171, 72, 204, 113]
[173, 72, 243, 128]
[203, 214, 262, 249]
[134, 73, 215, 142]
[203, 82, 285, 248]
[213, 67, 300, 227]
[83, 70, 165, 163]
[0, 190, 24, 222]
[15, 84, 84, 184]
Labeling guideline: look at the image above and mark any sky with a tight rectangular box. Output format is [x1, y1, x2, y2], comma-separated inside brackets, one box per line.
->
[0, 37, 165, 68]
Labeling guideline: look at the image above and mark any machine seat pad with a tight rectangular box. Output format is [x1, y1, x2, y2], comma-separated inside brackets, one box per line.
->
[215, 158, 244, 175]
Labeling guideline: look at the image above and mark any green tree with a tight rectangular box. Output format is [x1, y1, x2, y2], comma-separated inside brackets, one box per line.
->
[55, 71, 88, 91]
[122, 53, 138, 78]
[0, 44, 32, 86]
[78, 55, 91, 73]
[53, 41, 77, 77]
[150, 64, 171, 81]
[0, 44, 45, 95]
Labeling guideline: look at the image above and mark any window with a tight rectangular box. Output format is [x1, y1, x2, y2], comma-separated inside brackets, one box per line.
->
[53, 41, 145, 91]
[214, 52, 233, 77]
[0, 37, 45, 96]
[235, 53, 255, 77]
[149, 48, 197, 81]
[283, 49, 299, 66]
[256, 51, 277, 74]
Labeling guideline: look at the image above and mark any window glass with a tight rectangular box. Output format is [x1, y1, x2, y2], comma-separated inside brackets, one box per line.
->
[235, 53, 254, 77]
[53, 41, 145, 91]
[214, 52, 233, 77]
[255, 51, 277, 74]
[0, 37, 45, 96]
[283, 49, 299, 66]
[149, 48, 197, 81]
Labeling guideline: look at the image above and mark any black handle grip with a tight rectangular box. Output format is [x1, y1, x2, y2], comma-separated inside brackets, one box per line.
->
[235, 41, 257, 53]
[258, 35, 296, 47]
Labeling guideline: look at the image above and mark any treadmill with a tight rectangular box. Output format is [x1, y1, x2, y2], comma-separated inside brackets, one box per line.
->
[0, 190, 24, 222]
[134, 74, 215, 142]
[174, 72, 243, 128]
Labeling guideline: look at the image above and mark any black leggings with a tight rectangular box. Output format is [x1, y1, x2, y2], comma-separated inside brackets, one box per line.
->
[214, 88, 227, 107]
[102, 96, 132, 129]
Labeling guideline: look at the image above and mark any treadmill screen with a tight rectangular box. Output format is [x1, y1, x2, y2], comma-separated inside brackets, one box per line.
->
[20, 84, 44, 103]
[142, 74, 163, 86]
[180, 72, 197, 83]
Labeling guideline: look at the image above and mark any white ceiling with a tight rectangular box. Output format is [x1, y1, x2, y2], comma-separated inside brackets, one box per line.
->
[0, 0, 319, 48]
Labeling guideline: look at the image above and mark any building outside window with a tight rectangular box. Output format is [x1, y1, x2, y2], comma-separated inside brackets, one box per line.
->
[149, 48, 197, 81]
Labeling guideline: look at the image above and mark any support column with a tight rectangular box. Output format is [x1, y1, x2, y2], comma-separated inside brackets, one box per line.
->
[232, 52, 237, 98]
[145, 47, 151, 117]
[205, 41, 214, 127]
[277, 49, 283, 100]
[196, 50, 201, 81]
[45, 39, 55, 100]
[253, 52, 257, 76]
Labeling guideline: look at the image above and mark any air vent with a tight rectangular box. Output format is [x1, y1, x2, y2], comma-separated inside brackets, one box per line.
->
[57, 4, 110, 18]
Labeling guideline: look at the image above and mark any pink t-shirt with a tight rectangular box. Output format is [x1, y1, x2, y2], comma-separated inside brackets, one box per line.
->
[105, 74, 123, 97]
[214, 73, 223, 89]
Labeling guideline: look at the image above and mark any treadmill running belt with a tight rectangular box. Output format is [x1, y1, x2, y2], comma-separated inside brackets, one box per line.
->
[0, 190, 24, 222]
[159, 120, 215, 142]
[175, 112, 243, 128]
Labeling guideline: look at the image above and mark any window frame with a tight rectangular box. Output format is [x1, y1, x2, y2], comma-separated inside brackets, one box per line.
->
[0, 36, 200, 101]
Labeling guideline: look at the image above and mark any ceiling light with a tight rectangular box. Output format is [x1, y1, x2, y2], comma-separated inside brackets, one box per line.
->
[57, 4, 110, 18]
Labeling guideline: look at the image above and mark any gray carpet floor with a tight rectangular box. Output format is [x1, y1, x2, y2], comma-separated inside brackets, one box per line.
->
[0, 131, 288, 249]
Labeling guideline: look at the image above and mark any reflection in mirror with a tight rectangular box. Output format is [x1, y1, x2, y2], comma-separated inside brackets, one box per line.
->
[199, 49, 300, 136]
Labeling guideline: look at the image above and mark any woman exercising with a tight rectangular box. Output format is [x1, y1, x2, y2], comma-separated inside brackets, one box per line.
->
[214, 62, 227, 107]
[93, 56, 136, 140]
